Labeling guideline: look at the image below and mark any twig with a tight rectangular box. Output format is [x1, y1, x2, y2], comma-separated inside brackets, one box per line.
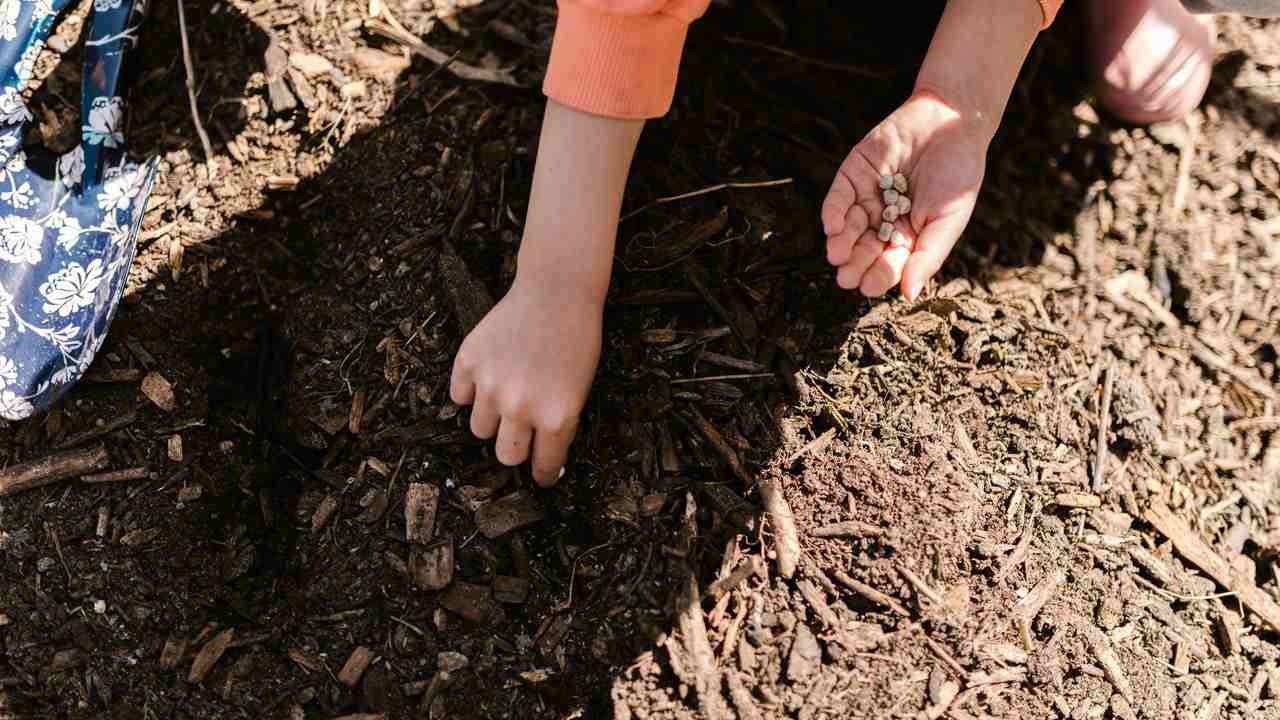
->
[365, 18, 521, 86]
[81, 467, 150, 484]
[1144, 501, 1280, 632]
[1093, 362, 1115, 492]
[1132, 574, 1238, 603]
[58, 408, 136, 448]
[670, 373, 775, 385]
[49, 528, 73, 586]
[896, 564, 945, 606]
[620, 178, 793, 222]
[0, 444, 109, 497]
[811, 520, 884, 539]
[176, 0, 214, 166]
[830, 569, 910, 618]
[922, 635, 966, 680]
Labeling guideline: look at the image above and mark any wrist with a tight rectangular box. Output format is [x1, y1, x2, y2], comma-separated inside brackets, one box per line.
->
[511, 264, 610, 308]
[908, 83, 998, 146]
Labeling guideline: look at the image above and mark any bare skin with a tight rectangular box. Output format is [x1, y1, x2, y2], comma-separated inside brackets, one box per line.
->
[453, 0, 1043, 483]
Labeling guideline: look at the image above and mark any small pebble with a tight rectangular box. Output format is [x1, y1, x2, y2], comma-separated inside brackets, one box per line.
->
[894, 173, 908, 193]
[882, 205, 899, 222]
[879, 174, 893, 190]
[878, 222, 893, 241]
[883, 188, 899, 205]
[897, 196, 911, 214]
[889, 231, 910, 249]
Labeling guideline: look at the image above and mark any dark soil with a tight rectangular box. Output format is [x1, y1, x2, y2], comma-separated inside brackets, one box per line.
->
[2, 1, 1279, 719]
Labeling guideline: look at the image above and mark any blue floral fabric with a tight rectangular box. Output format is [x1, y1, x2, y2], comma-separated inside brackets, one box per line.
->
[0, 0, 157, 419]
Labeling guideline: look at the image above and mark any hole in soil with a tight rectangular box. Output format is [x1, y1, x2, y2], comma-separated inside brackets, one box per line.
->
[1164, 266, 1194, 325]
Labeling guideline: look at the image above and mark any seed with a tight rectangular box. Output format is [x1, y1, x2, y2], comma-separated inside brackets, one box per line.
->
[879, 174, 893, 190]
[883, 188, 899, 206]
[897, 196, 911, 214]
[894, 173, 908, 193]
[878, 222, 893, 241]
[889, 231, 910, 249]
[882, 205, 899, 222]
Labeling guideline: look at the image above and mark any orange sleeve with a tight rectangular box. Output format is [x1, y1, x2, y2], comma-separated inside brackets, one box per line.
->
[543, 0, 711, 120]
[1038, 0, 1064, 26]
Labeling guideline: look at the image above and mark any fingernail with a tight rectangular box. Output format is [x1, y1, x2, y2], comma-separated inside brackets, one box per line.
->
[558, 467, 565, 480]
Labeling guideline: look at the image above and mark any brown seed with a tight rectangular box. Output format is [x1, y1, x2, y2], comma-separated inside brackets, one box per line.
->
[337, 646, 374, 687]
[878, 223, 893, 241]
[882, 206, 900, 222]
[879, 174, 893, 190]
[882, 188, 899, 206]
[893, 173, 908, 193]
[897, 196, 911, 214]
[890, 231, 911, 249]
[141, 372, 175, 412]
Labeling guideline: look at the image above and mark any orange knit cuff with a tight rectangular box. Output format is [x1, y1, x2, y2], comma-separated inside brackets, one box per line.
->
[542, 1, 691, 119]
[1038, 0, 1064, 27]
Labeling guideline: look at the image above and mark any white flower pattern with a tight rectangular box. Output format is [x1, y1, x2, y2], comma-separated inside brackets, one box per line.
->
[0, 0, 157, 421]
[40, 260, 106, 317]
[0, 215, 42, 264]
[0, 390, 33, 419]
[0, 0, 19, 42]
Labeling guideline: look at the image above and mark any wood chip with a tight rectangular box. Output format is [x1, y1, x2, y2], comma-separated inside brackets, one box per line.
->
[410, 538, 454, 591]
[493, 575, 529, 604]
[405, 483, 439, 544]
[159, 635, 187, 669]
[349, 389, 367, 435]
[1015, 569, 1065, 624]
[141, 372, 175, 412]
[437, 238, 495, 336]
[675, 570, 728, 717]
[1214, 600, 1242, 656]
[0, 444, 109, 497]
[1080, 620, 1133, 703]
[338, 646, 373, 687]
[167, 434, 183, 463]
[474, 490, 545, 539]
[311, 495, 338, 531]
[439, 582, 497, 623]
[1145, 501, 1280, 633]
[1056, 493, 1101, 509]
[188, 628, 233, 683]
[288, 51, 333, 77]
[796, 579, 839, 628]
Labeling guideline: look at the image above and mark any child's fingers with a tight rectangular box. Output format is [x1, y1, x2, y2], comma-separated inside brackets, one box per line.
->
[825, 204, 870, 266]
[469, 390, 501, 440]
[901, 210, 971, 301]
[835, 232, 884, 290]
[531, 424, 575, 487]
[495, 417, 533, 467]
[858, 245, 912, 297]
[821, 172, 857, 236]
[449, 364, 476, 406]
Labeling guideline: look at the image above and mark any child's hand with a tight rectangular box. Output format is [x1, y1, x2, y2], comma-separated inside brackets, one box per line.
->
[449, 278, 603, 487]
[821, 90, 991, 301]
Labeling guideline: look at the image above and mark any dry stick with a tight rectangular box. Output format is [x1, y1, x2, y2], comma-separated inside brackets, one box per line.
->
[923, 635, 967, 680]
[670, 373, 775, 385]
[176, 0, 214, 166]
[0, 444, 109, 497]
[81, 467, 150, 484]
[896, 564, 945, 606]
[830, 569, 910, 618]
[620, 178, 793, 222]
[1092, 362, 1115, 493]
[683, 406, 800, 578]
[1144, 502, 1280, 633]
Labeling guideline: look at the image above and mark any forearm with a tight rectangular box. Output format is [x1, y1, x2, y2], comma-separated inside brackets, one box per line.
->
[915, 0, 1042, 141]
[515, 100, 643, 303]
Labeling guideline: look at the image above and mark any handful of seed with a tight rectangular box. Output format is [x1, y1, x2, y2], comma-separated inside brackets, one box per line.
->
[877, 173, 912, 249]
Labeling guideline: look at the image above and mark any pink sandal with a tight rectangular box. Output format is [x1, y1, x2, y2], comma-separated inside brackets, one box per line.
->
[1086, 0, 1217, 124]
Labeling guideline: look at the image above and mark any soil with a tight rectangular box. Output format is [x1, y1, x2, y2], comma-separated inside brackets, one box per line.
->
[2, 1, 1279, 719]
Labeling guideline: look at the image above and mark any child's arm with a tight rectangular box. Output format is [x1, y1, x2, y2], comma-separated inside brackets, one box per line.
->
[452, 1, 709, 486]
[450, 101, 641, 487]
[823, 0, 1057, 300]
